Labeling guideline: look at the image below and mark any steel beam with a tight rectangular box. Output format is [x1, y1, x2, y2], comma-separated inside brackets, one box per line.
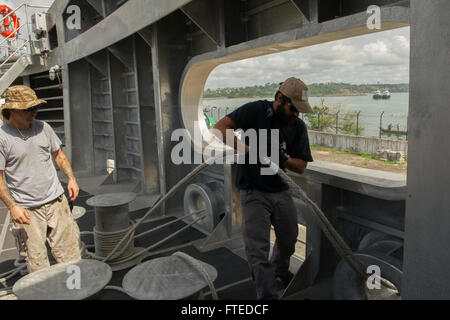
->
[150, 25, 166, 214]
[137, 27, 153, 48]
[134, 34, 161, 195]
[290, 0, 318, 23]
[54, 1, 68, 58]
[46, 0, 193, 68]
[109, 50, 130, 183]
[247, 0, 288, 16]
[131, 35, 147, 192]
[67, 60, 93, 172]
[85, 51, 109, 77]
[47, 0, 71, 27]
[403, 0, 450, 299]
[107, 37, 145, 189]
[153, 11, 194, 213]
[89, 50, 116, 178]
[104, 0, 127, 16]
[181, 0, 223, 47]
[107, 41, 135, 70]
[86, 0, 106, 17]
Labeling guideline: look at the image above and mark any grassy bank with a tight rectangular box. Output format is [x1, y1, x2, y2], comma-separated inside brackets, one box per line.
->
[310, 145, 407, 173]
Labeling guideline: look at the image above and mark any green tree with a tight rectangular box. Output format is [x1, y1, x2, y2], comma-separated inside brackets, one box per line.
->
[339, 111, 364, 135]
[203, 82, 408, 99]
[304, 104, 365, 135]
[304, 105, 335, 131]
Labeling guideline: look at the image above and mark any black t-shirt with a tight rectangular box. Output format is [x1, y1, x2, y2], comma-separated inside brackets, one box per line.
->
[227, 100, 313, 193]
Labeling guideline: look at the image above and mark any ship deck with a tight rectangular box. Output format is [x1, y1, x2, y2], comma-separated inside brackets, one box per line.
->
[0, 181, 297, 300]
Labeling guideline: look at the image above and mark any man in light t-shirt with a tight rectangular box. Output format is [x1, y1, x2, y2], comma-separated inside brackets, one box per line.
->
[0, 85, 81, 272]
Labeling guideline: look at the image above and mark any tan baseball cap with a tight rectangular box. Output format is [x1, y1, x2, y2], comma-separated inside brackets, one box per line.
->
[1, 85, 46, 110]
[279, 77, 313, 113]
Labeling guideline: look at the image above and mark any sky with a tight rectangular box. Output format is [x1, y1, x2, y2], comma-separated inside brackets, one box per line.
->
[5, 1, 409, 88]
[206, 26, 410, 89]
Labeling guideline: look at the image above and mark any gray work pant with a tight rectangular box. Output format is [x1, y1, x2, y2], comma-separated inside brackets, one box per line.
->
[240, 188, 298, 300]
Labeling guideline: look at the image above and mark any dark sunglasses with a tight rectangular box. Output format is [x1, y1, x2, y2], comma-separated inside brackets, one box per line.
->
[25, 106, 39, 112]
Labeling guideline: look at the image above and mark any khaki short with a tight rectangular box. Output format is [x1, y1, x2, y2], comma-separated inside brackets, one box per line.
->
[11, 194, 81, 273]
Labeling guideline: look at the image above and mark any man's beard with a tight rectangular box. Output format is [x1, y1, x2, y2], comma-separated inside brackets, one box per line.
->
[275, 104, 297, 125]
[25, 118, 34, 129]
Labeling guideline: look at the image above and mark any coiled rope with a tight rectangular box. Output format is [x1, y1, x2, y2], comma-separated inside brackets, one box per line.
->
[1, 151, 395, 296]
[83, 209, 208, 263]
[172, 251, 219, 300]
[93, 221, 136, 263]
[101, 156, 217, 263]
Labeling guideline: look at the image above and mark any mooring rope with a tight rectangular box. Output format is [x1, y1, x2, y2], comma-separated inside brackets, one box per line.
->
[93, 222, 136, 262]
[1, 151, 396, 296]
[172, 251, 219, 300]
[267, 159, 397, 291]
[95, 151, 394, 293]
[101, 155, 219, 263]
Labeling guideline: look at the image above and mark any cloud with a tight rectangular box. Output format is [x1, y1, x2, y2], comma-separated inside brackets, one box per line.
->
[205, 27, 410, 89]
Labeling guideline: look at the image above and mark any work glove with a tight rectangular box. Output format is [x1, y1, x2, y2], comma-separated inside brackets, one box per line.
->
[279, 141, 289, 166]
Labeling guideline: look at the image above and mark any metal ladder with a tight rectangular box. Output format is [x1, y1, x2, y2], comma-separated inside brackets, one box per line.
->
[0, 3, 51, 95]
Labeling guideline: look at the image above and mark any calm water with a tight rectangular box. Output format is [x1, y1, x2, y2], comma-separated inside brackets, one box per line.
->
[203, 93, 409, 139]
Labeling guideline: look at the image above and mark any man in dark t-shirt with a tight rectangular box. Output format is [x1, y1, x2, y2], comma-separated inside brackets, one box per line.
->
[213, 77, 314, 299]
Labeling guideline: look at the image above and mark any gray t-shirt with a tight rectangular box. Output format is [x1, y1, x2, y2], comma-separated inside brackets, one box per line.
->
[0, 120, 64, 208]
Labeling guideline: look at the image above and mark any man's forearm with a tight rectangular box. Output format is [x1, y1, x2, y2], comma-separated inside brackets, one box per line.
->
[0, 174, 17, 209]
[284, 157, 307, 175]
[54, 151, 76, 180]
[213, 123, 249, 154]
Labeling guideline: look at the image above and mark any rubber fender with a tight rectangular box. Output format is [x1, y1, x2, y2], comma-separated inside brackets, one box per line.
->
[358, 231, 403, 252]
[332, 251, 402, 300]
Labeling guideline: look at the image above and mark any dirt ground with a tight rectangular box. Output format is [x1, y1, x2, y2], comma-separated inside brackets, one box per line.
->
[311, 150, 407, 175]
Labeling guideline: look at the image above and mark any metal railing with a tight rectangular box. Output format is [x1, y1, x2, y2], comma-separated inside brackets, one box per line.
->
[303, 110, 364, 136]
[203, 106, 408, 140]
[0, 40, 29, 70]
[0, 3, 51, 62]
[203, 106, 230, 121]
[0, 23, 28, 58]
[303, 110, 407, 139]
[0, 3, 51, 24]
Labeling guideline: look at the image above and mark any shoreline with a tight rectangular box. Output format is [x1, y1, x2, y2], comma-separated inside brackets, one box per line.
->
[203, 93, 407, 100]
[203, 95, 364, 100]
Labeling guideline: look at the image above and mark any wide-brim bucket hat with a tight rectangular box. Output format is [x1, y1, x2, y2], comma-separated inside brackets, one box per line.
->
[1, 85, 47, 110]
